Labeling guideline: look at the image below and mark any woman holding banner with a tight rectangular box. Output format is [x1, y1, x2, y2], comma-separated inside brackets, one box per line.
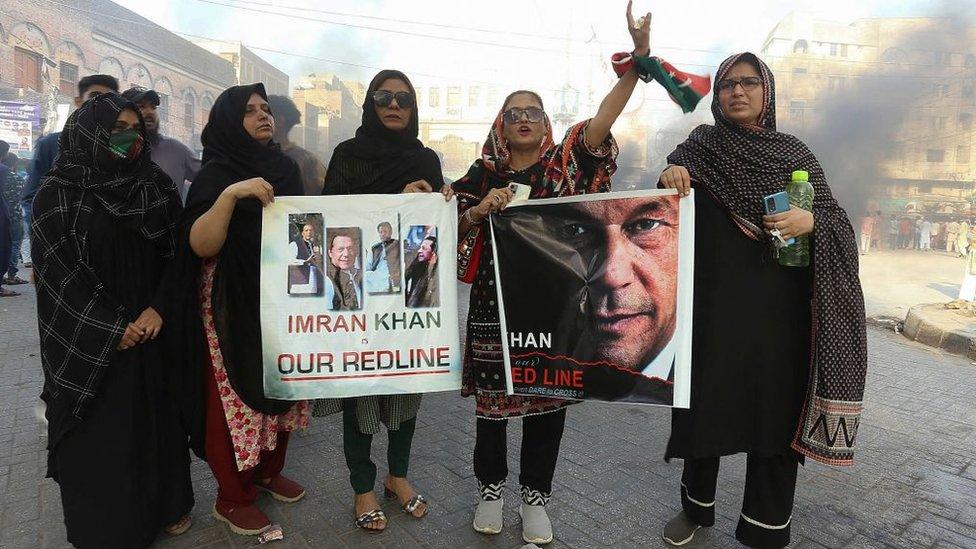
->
[170, 84, 309, 537]
[658, 53, 866, 548]
[451, 3, 651, 544]
[314, 69, 450, 533]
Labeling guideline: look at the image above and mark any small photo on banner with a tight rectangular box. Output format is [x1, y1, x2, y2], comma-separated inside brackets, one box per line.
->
[489, 189, 694, 407]
[325, 227, 364, 311]
[286, 213, 324, 297]
[403, 225, 440, 308]
[364, 216, 402, 296]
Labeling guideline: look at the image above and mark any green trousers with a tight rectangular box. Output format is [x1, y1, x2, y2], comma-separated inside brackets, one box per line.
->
[342, 399, 417, 494]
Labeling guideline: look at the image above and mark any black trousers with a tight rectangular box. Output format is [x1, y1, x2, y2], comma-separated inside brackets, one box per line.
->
[473, 409, 566, 505]
[680, 454, 799, 549]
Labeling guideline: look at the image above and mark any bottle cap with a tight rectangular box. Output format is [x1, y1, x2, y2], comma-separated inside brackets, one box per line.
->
[791, 170, 809, 182]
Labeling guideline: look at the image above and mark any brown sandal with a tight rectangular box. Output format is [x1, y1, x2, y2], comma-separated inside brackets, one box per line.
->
[164, 514, 192, 536]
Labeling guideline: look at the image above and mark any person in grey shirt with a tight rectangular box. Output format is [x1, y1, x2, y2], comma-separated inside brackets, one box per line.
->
[122, 87, 200, 202]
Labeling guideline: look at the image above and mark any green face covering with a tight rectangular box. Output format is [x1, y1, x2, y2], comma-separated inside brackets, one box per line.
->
[108, 129, 144, 162]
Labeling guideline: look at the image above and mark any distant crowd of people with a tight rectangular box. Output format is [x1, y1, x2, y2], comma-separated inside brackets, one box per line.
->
[858, 211, 976, 257]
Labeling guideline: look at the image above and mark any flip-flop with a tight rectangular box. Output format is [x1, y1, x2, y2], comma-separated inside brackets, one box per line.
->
[0, 288, 20, 297]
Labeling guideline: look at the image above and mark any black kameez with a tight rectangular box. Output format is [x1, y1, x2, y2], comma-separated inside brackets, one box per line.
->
[49, 208, 193, 549]
[665, 188, 811, 460]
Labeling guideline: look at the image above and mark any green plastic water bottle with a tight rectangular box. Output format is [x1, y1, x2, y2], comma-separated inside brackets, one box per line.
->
[778, 170, 814, 267]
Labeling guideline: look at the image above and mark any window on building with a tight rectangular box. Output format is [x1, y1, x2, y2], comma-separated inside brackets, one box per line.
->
[918, 183, 933, 194]
[468, 86, 480, 107]
[429, 87, 440, 108]
[829, 43, 838, 56]
[828, 77, 847, 92]
[157, 93, 169, 124]
[487, 87, 498, 107]
[957, 145, 972, 164]
[14, 48, 42, 91]
[934, 84, 950, 98]
[200, 98, 213, 128]
[967, 54, 976, 68]
[183, 94, 195, 130]
[58, 62, 78, 97]
[935, 51, 952, 66]
[789, 100, 804, 122]
[881, 48, 906, 64]
[961, 113, 973, 130]
[447, 86, 461, 107]
[793, 40, 808, 54]
[930, 116, 948, 130]
[792, 67, 807, 75]
[964, 85, 975, 99]
[926, 149, 945, 162]
[840, 44, 848, 57]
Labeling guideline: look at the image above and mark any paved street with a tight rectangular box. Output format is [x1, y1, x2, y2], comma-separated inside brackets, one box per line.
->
[859, 249, 969, 320]
[2, 273, 976, 548]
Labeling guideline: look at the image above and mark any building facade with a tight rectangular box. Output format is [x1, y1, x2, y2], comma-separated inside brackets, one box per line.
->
[0, 0, 238, 154]
[291, 73, 363, 167]
[761, 13, 976, 214]
[188, 38, 289, 97]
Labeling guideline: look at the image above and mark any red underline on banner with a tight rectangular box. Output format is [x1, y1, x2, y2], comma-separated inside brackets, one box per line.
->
[280, 369, 452, 382]
[512, 352, 674, 386]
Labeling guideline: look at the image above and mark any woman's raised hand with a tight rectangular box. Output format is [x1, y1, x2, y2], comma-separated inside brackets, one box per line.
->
[225, 177, 275, 206]
[626, 0, 651, 57]
[659, 165, 692, 197]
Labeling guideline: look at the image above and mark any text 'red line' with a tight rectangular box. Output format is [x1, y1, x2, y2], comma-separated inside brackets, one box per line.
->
[512, 352, 674, 386]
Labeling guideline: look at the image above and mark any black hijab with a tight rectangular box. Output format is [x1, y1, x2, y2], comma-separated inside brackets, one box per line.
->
[322, 70, 442, 195]
[168, 84, 301, 456]
[32, 93, 180, 443]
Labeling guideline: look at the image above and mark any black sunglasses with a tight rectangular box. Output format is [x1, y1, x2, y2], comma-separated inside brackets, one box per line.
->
[502, 106, 545, 124]
[373, 90, 415, 109]
[716, 76, 762, 93]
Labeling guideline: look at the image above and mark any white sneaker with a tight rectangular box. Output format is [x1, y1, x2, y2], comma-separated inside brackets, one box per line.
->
[473, 498, 504, 534]
[518, 503, 553, 545]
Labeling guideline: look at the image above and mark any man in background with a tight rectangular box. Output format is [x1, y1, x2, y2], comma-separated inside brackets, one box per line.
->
[267, 95, 326, 196]
[22, 75, 120, 227]
[122, 87, 199, 202]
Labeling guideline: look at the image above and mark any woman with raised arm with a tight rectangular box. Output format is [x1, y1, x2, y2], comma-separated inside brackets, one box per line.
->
[452, 2, 650, 544]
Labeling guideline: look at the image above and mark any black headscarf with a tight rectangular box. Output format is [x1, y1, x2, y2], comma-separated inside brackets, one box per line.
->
[322, 70, 442, 195]
[168, 84, 301, 456]
[667, 53, 866, 466]
[31, 92, 181, 442]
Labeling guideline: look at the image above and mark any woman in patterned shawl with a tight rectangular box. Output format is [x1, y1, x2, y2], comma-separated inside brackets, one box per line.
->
[31, 92, 191, 547]
[452, 3, 650, 544]
[658, 53, 866, 548]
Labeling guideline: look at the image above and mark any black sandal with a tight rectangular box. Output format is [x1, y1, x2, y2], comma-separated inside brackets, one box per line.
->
[383, 486, 429, 517]
[355, 509, 387, 533]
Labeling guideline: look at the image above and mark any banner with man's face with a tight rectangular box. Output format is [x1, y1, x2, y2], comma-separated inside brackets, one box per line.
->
[490, 189, 694, 407]
[260, 194, 460, 399]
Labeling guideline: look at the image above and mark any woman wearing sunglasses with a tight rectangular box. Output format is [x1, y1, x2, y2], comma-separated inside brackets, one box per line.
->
[316, 69, 449, 533]
[658, 53, 865, 548]
[452, 2, 650, 545]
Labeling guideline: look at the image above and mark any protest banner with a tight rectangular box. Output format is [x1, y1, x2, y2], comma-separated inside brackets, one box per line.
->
[0, 101, 41, 155]
[260, 194, 460, 399]
[490, 189, 694, 407]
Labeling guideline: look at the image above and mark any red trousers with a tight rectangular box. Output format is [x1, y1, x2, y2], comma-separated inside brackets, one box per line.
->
[204, 355, 290, 506]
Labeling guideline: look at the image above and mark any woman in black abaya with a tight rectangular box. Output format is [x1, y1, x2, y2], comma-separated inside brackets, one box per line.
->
[32, 92, 192, 548]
